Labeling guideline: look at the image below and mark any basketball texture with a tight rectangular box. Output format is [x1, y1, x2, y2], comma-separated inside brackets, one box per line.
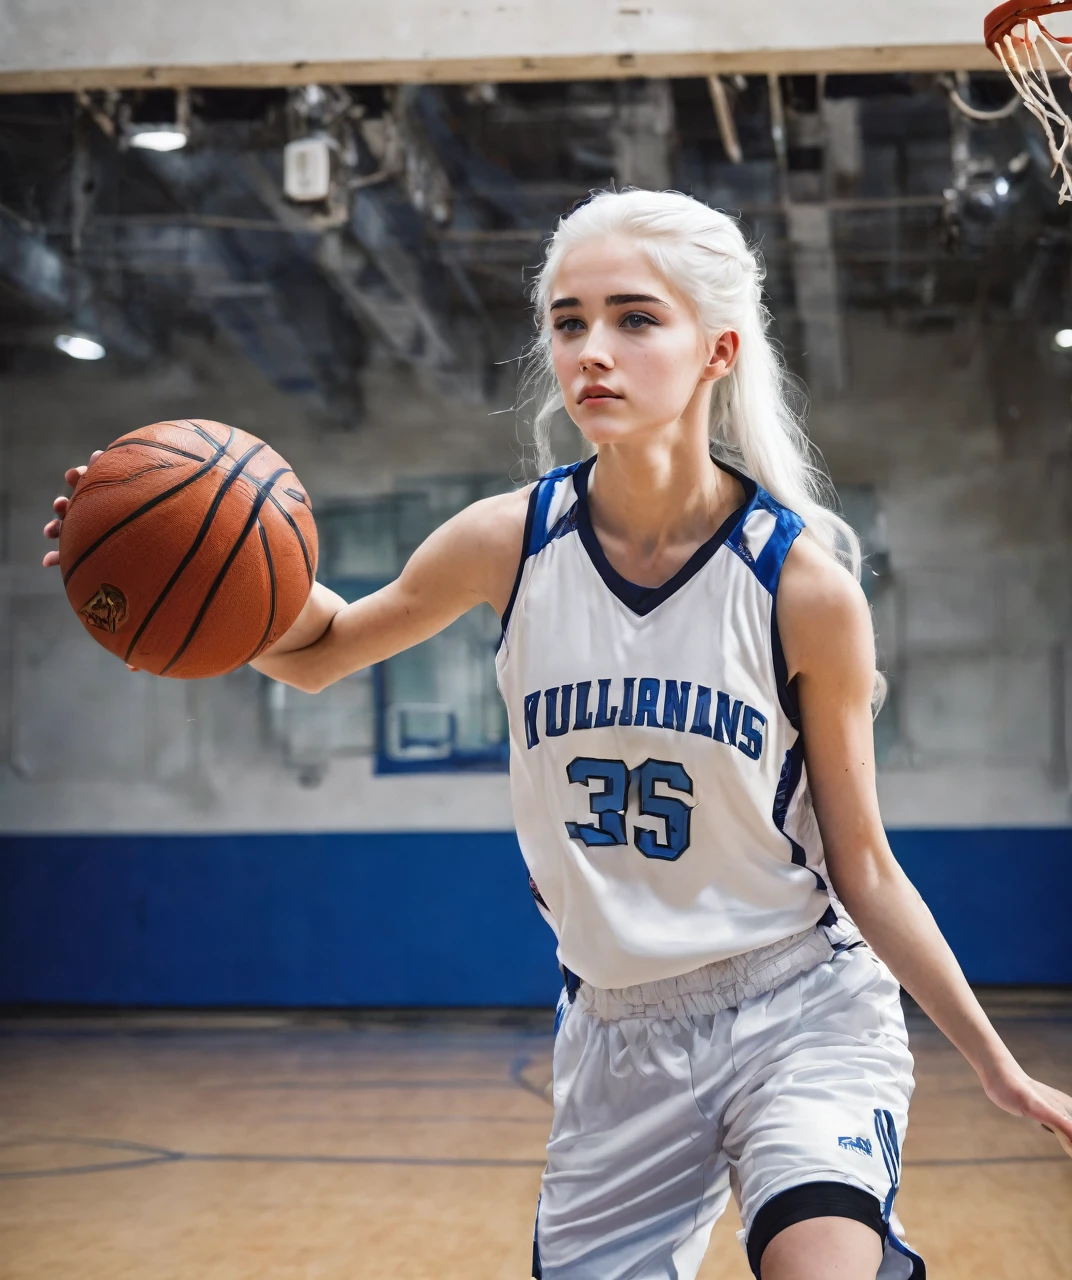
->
[59, 419, 318, 679]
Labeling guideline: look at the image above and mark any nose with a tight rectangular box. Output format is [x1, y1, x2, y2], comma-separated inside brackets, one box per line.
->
[578, 323, 614, 372]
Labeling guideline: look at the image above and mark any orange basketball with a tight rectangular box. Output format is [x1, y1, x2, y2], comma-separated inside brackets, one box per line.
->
[59, 419, 318, 679]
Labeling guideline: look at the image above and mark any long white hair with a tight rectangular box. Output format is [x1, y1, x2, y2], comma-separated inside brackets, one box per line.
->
[521, 187, 861, 578]
[518, 188, 886, 708]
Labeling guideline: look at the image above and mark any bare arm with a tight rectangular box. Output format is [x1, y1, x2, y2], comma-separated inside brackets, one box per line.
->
[43, 460, 531, 694]
[778, 534, 1072, 1155]
[249, 486, 531, 692]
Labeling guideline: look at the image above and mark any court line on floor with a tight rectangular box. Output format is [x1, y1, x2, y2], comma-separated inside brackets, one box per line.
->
[270, 1113, 551, 1124]
[2, 1136, 1065, 1182]
[216, 1078, 522, 1090]
[903, 1154, 1069, 1167]
[0, 1137, 547, 1180]
[510, 1052, 552, 1103]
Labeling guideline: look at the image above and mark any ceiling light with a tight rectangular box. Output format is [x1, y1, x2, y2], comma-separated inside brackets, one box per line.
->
[1054, 329, 1072, 349]
[128, 127, 188, 152]
[994, 175, 1010, 196]
[54, 332, 106, 361]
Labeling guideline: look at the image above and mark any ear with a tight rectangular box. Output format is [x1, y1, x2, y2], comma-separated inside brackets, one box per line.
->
[699, 328, 740, 383]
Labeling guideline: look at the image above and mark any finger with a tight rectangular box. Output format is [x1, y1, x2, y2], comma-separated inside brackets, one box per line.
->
[1041, 1123, 1072, 1158]
[64, 465, 88, 489]
[1032, 1092, 1072, 1138]
[52, 495, 69, 515]
[42, 549, 61, 567]
[90, 450, 103, 462]
[125, 664, 140, 672]
[43, 518, 61, 539]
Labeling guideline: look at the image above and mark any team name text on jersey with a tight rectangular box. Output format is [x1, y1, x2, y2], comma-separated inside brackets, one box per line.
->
[522, 677, 767, 762]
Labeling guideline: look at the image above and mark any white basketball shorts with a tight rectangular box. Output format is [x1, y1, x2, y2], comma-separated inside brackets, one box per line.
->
[533, 930, 925, 1279]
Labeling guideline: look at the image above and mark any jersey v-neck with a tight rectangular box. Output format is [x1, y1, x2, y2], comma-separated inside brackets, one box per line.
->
[572, 454, 757, 616]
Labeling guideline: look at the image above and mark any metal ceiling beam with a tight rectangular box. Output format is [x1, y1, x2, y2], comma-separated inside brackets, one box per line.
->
[0, 203, 154, 360]
[238, 153, 457, 369]
[0, 204, 71, 311]
[133, 149, 351, 402]
[611, 80, 675, 191]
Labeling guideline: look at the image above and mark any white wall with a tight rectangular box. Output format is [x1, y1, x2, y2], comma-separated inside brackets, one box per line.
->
[1, 315, 1070, 833]
[0, 0, 994, 91]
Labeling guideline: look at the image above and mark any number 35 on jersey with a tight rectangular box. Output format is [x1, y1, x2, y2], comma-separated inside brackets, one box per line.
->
[565, 756, 695, 861]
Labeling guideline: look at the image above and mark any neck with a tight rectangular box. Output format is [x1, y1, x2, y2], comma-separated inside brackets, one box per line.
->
[586, 425, 745, 574]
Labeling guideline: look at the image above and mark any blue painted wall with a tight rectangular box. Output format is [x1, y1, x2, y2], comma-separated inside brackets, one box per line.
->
[0, 828, 1068, 1005]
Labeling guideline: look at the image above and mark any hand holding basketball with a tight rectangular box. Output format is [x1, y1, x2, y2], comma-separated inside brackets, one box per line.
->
[42, 452, 104, 568]
[46, 421, 318, 680]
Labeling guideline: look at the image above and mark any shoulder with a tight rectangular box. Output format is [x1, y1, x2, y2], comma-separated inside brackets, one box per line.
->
[444, 482, 534, 562]
[776, 533, 873, 683]
[442, 484, 535, 616]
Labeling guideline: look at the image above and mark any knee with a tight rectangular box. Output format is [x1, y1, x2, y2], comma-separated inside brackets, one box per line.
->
[747, 1182, 886, 1280]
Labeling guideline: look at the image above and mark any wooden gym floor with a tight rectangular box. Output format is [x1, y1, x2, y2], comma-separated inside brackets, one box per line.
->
[1, 991, 1069, 1279]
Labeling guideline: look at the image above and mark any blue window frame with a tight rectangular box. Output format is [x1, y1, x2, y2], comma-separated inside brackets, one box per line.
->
[317, 473, 514, 775]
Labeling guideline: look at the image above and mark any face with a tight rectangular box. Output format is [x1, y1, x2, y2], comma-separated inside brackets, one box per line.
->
[547, 234, 738, 449]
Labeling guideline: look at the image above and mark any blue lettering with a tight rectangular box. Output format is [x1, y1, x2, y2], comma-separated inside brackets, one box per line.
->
[689, 685, 713, 737]
[594, 678, 618, 728]
[619, 677, 636, 727]
[714, 692, 742, 745]
[635, 677, 661, 727]
[545, 684, 573, 737]
[737, 705, 767, 761]
[573, 680, 594, 730]
[662, 680, 691, 733]
[524, 691, 541, 749]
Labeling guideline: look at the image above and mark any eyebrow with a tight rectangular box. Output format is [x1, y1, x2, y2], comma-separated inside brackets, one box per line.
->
[549, 292, 669, 311]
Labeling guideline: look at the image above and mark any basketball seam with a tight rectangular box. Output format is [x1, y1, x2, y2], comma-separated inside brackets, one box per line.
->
[75, 462, 186, 494]
[106, 438, 208, 463]
[266, 492, 314, 584]
[174, 421, 235, 456]
[134, 425, 301, 495]
[160, 465, 291, 676]
[248, 519, 279, 665]
[112, 438, 298, 487]
[62, 426, 235, 587]
[121, 441, 267, 663]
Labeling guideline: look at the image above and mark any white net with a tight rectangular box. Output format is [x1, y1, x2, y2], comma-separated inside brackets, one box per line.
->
[992, 13, 1072, 202]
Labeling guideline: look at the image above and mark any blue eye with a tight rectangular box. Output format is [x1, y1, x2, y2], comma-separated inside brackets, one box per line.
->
[621, 312, 656, 329]
[554, 317, 585, 333]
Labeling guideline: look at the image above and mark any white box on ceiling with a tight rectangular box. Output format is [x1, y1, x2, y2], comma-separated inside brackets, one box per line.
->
[284, 136, 332, 202]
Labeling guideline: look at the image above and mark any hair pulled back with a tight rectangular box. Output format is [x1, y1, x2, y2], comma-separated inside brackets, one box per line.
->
[522, 187, 862, 583]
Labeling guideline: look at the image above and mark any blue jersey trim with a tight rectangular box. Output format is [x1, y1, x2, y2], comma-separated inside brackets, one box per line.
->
[528, 462, 583, 557]
[531, 1192, 543, 1279]
[726, 486, 805, 727]
[755, 502, 804, 595]
[726, 488, 805, 595]
[499, 463, 585, 646]
[770, 604, 801, 729]
[498, 483, 540, 645]
[872, 1110, 925, 1276]
[772, 739, 828, 892]
[573, 455, 757, 617]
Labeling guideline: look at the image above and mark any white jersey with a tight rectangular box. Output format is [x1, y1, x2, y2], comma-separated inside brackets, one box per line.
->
[496, 457, 837, 991]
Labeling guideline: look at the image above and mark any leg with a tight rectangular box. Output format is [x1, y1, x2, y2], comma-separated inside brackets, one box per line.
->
[535, 992, 732, 1279]
[759, 1216, 883, 1280]
[749, 1183, 886, 1279]
[721, 945, 925, 1279]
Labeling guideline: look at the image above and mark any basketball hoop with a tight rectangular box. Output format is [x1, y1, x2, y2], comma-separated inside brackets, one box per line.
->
[986, 1, 1072, 201]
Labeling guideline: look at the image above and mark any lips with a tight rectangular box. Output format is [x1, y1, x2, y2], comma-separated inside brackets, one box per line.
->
[579, 385, 621, 402]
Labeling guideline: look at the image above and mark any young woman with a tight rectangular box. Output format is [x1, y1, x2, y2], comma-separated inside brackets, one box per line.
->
[45, 189, 1071, 1280]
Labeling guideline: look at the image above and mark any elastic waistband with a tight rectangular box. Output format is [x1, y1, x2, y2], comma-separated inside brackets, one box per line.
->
[573, 926, 836, 1022]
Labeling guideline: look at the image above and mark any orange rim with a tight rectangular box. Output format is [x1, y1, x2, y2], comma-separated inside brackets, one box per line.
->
[985, 0, 1072, 49]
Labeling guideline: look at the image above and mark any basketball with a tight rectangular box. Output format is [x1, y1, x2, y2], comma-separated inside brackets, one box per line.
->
[58, 419, 318, 679]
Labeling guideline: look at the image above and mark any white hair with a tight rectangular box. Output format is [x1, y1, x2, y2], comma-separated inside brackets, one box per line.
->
[518, 187, 886, 707]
